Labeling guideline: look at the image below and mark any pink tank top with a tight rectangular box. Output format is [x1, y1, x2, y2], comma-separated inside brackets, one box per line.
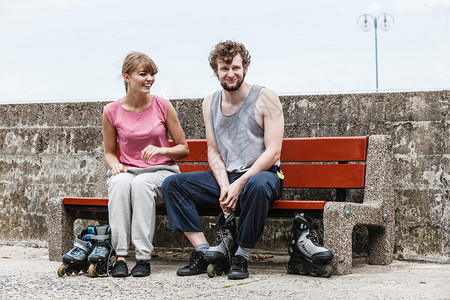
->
[103, 95, 175, 168]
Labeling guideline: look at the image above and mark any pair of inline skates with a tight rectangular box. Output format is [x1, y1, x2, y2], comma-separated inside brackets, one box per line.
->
[57, 224, 115, 278]
[205, 212, 334, 278]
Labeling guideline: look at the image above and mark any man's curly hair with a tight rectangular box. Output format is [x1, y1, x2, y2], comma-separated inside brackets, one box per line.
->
[208, 40, 251, 71]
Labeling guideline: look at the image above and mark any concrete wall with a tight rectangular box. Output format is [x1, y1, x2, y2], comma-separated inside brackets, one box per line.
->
[0, 91, 449, 262]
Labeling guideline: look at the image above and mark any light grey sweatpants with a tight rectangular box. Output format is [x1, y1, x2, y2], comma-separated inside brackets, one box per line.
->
[107, 164, 180, 260]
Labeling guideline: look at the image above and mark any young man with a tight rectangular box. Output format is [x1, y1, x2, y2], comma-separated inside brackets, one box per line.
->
[162, 40, 284, 279]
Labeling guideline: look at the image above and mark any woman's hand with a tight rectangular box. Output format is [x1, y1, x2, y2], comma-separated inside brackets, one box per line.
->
[141, 145, 167, 162]
[111, 163, 128, 176]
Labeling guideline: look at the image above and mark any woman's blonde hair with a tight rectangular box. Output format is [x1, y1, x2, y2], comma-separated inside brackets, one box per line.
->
[122, 52, 158, 92]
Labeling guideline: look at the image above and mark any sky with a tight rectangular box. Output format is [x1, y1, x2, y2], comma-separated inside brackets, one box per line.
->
[0, 0, 449, 104]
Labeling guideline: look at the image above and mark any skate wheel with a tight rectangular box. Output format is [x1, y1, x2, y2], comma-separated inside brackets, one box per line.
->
[286, 257, 308, 275]
[207, 264, 216, 278]
[57, 265, 66, 277]
[323, 264, 333, 278]
[287, 264, 306, 275]
[73, 270, 79, 275]
[88, 264, 98, 278]
[287, 266, 307, 275]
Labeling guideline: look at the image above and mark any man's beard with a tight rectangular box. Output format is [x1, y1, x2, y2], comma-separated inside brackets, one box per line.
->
[220, 73, 246, 92]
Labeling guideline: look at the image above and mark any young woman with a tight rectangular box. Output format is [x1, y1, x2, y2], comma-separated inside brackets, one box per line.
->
[103, 52, 189, 277]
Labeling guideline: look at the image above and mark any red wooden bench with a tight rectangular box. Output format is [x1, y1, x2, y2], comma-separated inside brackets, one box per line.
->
[61, 137, 367, 217]
[49, 135, 395, 275]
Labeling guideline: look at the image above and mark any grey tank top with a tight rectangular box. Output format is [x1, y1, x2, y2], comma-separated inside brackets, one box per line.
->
[210, 85, 265, 173]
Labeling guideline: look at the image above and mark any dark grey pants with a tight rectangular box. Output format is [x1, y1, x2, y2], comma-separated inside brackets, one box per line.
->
[162, 166, 283, 249]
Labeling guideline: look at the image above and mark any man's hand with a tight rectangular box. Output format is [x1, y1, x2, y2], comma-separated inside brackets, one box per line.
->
[219, 178, 246, 212]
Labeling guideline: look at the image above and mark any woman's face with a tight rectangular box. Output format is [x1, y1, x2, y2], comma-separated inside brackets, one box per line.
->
[125, 64, 155, 94]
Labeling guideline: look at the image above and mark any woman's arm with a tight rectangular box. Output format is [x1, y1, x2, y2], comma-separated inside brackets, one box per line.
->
[141, 102, 189, 161]
[102, 112, 128, 175]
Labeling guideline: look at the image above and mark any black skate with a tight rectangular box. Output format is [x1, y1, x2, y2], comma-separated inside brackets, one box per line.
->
[204, 211, 237, 278]
[87, 225, 115, 277]
[287, 213, 334, 278]
[57, 225, 95, 277]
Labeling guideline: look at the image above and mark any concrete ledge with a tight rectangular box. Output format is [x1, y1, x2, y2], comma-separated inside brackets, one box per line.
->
[1, 91, 449, 262]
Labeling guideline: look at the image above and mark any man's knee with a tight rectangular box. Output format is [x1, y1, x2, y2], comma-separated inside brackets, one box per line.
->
[240, 173, 279, 208]
[161, 174, 176, 194]
[245, 174, 272, 193]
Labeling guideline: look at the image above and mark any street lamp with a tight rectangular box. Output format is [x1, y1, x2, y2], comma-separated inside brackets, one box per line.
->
[357, 13, 394, 92]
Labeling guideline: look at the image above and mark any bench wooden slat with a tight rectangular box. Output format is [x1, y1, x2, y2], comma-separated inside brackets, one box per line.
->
[178, 164, 210, 172]
[170, 139, 208, 162]
[172, 137, 369, 163]
[63, 197, 327, 212]
[64, 197, 108, 206]
[179, 164, 365, 188]
[280, 136, 369, 162]
[281, 163, 366, 188]
[269, 200, 327, 210]
[121, 140, 209, 162]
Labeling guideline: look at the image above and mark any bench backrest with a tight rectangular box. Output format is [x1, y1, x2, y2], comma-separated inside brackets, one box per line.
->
[126, 136, 369, 189]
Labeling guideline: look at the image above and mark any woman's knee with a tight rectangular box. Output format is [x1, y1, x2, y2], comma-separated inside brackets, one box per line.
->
[131, 176, 160, 198]
[108, 172, 133, 187]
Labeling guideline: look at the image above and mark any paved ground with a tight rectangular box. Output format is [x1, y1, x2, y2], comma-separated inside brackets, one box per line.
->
[1, 244, 450, 300]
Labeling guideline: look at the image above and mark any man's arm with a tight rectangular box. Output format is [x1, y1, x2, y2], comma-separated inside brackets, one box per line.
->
[220, 88, 284, 211]
[202, 95, 230, 207]
[242, 87, 284, 178]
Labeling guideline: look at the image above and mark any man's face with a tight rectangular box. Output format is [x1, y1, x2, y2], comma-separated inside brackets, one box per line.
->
[214, 54, 247, 92]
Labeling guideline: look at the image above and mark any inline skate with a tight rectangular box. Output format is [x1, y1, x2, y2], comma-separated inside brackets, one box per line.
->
[287, 213, 334, 278]
[57, 225, 95, 277]
[204, 211, 238, 278]
[87, 224, 115, 277]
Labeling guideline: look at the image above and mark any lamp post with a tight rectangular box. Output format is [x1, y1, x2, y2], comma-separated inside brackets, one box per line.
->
[357, 13, 394, 92]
